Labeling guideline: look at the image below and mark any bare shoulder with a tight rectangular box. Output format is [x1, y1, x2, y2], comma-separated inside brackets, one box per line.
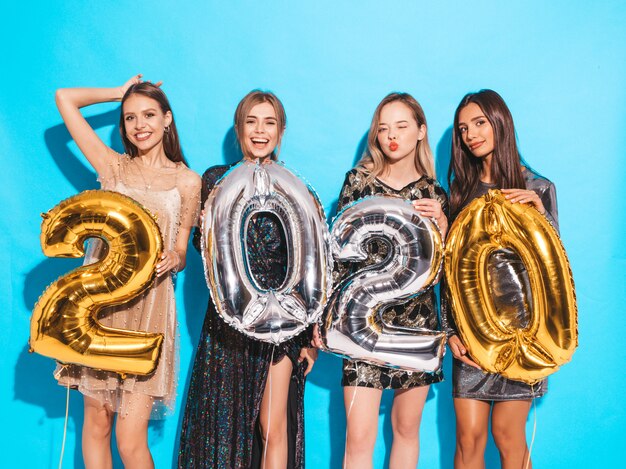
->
[179, 166, 202, 186]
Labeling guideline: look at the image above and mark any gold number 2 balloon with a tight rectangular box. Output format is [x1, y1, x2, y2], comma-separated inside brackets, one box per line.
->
[444, 190, 577, 384]
[30, 190, 164, 376]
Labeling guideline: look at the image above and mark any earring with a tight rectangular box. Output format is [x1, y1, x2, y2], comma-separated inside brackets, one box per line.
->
[164, 126, 170, 133]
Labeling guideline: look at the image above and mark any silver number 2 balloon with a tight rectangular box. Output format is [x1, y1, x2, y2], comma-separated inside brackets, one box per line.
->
[202, 160, 332, 344]
[320, 195, 446, 372]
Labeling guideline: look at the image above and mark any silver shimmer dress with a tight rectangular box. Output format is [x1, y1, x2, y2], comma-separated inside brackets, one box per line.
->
[442, 167, 558, 400]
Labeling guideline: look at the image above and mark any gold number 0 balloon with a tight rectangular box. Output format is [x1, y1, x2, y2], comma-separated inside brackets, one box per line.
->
[444, 190, 577, 384]
[30, 190, 164, 376]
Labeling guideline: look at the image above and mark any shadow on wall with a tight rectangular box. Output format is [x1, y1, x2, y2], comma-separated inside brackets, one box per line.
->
[436, 126, 452, 192]
[222, 126, 242, 166]
[325, 130, 368, 222]
[43, 108, 125, 192]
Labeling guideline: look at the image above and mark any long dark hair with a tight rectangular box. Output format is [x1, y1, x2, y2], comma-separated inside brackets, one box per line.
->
[448, 89, 525, 216]
[119, 82, 188, 165]
[234, 90, 286, 161]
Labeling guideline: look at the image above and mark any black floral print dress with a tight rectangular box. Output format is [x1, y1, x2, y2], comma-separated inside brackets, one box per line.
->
[336, 168, 447, 390]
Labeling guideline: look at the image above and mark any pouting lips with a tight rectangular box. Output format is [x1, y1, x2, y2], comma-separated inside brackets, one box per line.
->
[389, 142, 399, 151]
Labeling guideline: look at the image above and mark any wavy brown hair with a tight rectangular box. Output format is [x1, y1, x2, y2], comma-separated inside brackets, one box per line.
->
[234, 90, 286, 161]
[119, 82, 187, 165]
[357, 92, 435, 181]
[448, 89, 525, 216]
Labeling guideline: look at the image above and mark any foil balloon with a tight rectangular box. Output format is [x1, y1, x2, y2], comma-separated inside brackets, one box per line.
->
[30, 190, 164, 376]
[444, 189, 577, 384]
[202, 160, 332, 344]
[320, 195, 446, 372]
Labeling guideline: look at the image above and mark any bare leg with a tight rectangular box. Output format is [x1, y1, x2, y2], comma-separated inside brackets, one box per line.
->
[453, 398, 491, 469]
[115, 393, 154, 469]
[389, 386, 429, 469]
[491, 400, 532, 469]
[82, 396, 114, 469]
[259, 356, 293, 469]
[343, 386, 383, 469]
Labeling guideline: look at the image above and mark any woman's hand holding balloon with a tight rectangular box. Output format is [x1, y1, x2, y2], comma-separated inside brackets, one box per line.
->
[298, 347, 318, 376]
[412, 198, 448, 237]
[156, 250, 181, 277]
[448, 335, 481, 369]
[501, 188, 546, 214]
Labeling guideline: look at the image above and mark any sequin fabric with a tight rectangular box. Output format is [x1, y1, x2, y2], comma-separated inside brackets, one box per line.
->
[441, 167, 558, 400]
[336, 169, 447, 390]
[178, 164, 309, 469]
[54, 153, 202, 419]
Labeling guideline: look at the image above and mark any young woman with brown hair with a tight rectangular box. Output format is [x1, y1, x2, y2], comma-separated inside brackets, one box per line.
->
[445, 89, 558, 469]
[54, 74, 201, 468]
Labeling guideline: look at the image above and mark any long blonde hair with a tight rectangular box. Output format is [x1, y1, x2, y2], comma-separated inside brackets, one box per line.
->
[234, 90, 286, 161]
[357, 92, 435, 180]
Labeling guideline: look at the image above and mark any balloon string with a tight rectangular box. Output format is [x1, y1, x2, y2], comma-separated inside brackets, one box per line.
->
[58, 367, 70, 469]
[524, 385, 537, 469]
[262, 345, 276, 469]
[343, 363, 359, 469]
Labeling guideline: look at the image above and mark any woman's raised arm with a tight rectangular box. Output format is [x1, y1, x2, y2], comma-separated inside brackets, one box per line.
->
[55, 74, 143, 175]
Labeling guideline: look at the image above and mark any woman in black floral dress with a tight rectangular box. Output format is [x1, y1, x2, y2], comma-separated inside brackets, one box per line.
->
[322, 93, 448, 468]
[178, 91, 317, 469]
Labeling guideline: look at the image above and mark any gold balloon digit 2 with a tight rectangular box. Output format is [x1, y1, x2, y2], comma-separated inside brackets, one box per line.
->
[30, 190, 164, 376]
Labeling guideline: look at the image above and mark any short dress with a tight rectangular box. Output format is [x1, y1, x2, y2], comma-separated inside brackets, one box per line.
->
[55, 154, 201, 418]
[178, 164, 310, 469]
[441, 167, 558, 400]
[336, 168, 447, 390]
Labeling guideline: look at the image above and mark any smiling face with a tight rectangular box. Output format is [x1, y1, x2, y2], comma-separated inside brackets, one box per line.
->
[240, 102, 281, 160]
[457, 102, 495, 160]
[376, 101, 426, 163]
[122, 94, 172, 155]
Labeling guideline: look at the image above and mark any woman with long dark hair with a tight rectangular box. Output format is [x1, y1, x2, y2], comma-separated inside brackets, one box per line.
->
[178, 90, 317, 469]
[54, 74, 201, 468]
[445, 89, 558, 469]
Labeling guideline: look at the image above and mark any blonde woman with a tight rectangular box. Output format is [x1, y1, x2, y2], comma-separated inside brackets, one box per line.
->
[178, 90, 317, 469]
[318, 92, 448, 468]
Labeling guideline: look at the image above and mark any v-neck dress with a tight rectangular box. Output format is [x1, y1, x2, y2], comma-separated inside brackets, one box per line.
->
[335, 168, 447, 390]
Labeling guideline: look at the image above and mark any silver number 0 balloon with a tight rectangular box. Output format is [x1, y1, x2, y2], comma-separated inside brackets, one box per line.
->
[202, 160, 332, 344]
[320, 195, 446, 372]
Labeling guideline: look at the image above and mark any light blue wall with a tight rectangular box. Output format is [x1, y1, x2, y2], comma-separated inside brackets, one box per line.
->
[2, 1, 624, 467]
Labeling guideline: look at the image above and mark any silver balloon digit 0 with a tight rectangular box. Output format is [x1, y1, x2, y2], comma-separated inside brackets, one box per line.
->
[202, 160, 331, 344]
[321, 195, 446, 372]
